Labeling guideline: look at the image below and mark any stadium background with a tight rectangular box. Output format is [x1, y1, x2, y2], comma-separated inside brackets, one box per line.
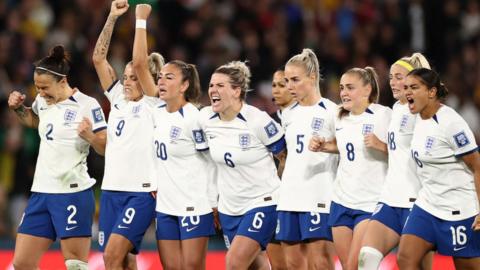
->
[0, 0, 479, 269]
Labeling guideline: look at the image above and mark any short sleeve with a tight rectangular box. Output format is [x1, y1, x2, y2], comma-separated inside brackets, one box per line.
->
[86, 99, 107, 133]
[190, 115, 208, 151]
[31, 95, 41, 115]
[254, 112, 285, 153]
[446, 117, 478, 157]
[374, 107, 392, 144]
[143, 95, 165, 108]
[104, 80, 124, 104]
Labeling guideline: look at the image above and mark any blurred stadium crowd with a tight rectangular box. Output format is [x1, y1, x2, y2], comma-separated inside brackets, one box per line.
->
[0, 0, 479, 241]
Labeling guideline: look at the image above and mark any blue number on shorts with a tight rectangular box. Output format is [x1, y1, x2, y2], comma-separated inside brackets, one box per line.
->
[411, 150, 423, 168]
[155, 140, 167, 160]
[46, 123, 54, 140]
[224, 152, 235, 168]
[115, 120, 125, 136]
[296, 134, 305, 153]
[388, 132, 396, 150]
[346, 142, 355, 161]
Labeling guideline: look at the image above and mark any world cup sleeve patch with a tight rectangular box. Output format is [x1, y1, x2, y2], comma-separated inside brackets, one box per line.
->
[453, 131, 470, 148]
[92, 107, 104, 123]
[192, 129, 206, 144]
[264, 121, 279, 138]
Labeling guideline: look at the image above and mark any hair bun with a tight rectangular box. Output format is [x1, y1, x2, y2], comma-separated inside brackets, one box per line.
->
[50, 45, 66, 62]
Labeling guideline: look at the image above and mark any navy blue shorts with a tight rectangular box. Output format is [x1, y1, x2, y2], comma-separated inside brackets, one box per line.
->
[370, 203, 411, 235]
[219, 205, 277, 250]
[402, 204, 480, 257]
[155, 212, 215, 240]
[98, 191, 155, 254]
[328, 201, 371, 230]
[18, 189, 94, 240]
[276, 211, 332, 242]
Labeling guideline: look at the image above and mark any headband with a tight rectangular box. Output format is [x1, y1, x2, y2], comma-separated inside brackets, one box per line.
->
[35, 67, 66, 77]
[394, 60, 414, 71]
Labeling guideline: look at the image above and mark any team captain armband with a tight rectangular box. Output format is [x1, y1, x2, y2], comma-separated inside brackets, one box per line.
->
[266, 136, 286, 155]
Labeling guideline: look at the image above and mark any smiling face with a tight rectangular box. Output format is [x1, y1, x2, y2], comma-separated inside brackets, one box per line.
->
[271, 71, 293, 108]
[284, 64, 316, 105]
[208, 73, 241, 113]
[157, 63, 188, 103]
[389, 64, 410, 102]
[122, 64, 143, 101]
[33, 72, 66, 105]
[339, 72, 371, 113]
[404, 75, 437, 115]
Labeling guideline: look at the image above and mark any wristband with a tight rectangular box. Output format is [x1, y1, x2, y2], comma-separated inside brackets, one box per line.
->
[136, 19, 146, 29]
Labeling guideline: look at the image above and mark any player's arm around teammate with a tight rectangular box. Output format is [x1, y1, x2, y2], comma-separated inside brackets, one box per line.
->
[275, 49, 337, 270]
[358, 53, 433, 270]
[134, 4, 216, 270]
[9, 45, 107, 270]
[397, 68, 480, 270]
[310, 67, 391, 270]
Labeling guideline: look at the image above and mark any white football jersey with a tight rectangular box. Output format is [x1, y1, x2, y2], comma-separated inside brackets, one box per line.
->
[333, 103, 392, 212]
[153, 102, 214, 216]
[277, 102, 297, 128]
[31, 89, 107, 193]
[410, 105, 479, 221]
[198, 104, 285, 215]
[379, 102, 422, 208]
[278, 98, 338, 213]
[101, 81, 157, 192]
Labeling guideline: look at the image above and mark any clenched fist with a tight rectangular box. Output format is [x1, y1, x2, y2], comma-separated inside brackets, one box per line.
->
[8, 91, 26, 110]
[136, 4, 152, 20]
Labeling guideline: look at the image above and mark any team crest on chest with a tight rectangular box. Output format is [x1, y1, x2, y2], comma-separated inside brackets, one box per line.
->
[399, 115, 409, 132]
[311, 117, 324, 131]
[424, 136, 435, 152]
[170, 126, 182, 141]
[362, 124, 374, 135]
[239, 133, 251, 149]
[132, 105, 141, 117]
[64, 109, 77, 123]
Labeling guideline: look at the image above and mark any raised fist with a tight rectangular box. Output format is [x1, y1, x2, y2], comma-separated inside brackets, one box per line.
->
[136, 4, 152, 20]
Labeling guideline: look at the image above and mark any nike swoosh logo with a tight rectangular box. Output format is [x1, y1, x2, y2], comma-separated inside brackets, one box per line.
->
[247, 227, 259, 233]
[66, 226, 78, 231]
[114, 104, 120, 110]
[186, 226, 198, 232]
[335, 128, 343, 131]
[40, 107, 48, 110]
[309, 226, 321, 232]
[208, 136, 216, 139]
[117, 224, 129, 229]
[454, 246, 467, 251]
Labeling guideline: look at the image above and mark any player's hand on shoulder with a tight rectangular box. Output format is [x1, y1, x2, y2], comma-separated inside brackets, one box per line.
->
[8, 91, 26, 110]
[135, 4, 152, 19]
[110, 0, 129, 18]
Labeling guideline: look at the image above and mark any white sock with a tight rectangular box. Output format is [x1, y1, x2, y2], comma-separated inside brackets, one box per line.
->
[65, 259, 88, 270]
[358, 246, 384, 270]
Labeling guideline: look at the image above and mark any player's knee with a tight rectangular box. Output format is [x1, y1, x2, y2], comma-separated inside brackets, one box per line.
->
[13, 260, 37, 270]
[285, 255, 307, 269]
[103, 250, 124, 268]
[396, 249, 414, 269]
[225, 252, 246, 270]
[65, 259, 88, 270]
[182, 257, 204, 270]
[358, 246, 383, 270]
